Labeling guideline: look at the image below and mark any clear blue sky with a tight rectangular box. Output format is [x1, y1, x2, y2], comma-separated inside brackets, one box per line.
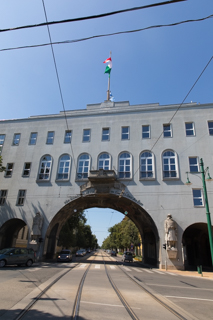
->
[0, 0, 212, 245]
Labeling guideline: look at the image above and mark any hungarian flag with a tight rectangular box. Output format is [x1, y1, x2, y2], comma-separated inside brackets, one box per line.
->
[103, 57, 112, 75]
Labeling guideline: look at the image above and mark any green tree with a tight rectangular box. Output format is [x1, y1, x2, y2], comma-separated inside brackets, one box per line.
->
[102, 217, 140, 251]
[58, 210, 99, 250]
[0, 156, 6, 172]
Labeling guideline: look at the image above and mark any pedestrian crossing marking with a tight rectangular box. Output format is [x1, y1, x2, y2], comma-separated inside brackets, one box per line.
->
[154, 270, 165, 274]
[80, 264, 87, 268]
[95, 264, 100, 269]
[110, 266, 116, 269]
[166, 272, 177, 276]
[27, 267, 40, 272]
[122, 266, 131, 271]
[143, 269, 153, 273]
[134, 268, 143, 272]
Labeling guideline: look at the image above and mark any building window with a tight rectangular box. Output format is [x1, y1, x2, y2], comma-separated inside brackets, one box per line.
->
[192, 189, 203, 207]
[208, 121, 213, 135]
[57, 154, 71, 180]
[83, 129, 91, 142]
[121, 127, 130, 140]
[38, 155, 52, 180]
[163, 124, 172, 138]
[0, 134, 5, 155]
[142, 125, 150, 139]
[0, 190, 7, 205]
[98, 153, 111, 170]
[0, 134, 5, 145]
[118, 152, 131, 179]
[23, 163, 31, 177]
[29, 132, 37, 145]
[102, 128, 110, 141]
[64, 130, 72, 143]
[46, 131, 54, 144]
[162, 150, 177, 178]
[13, 133, 21, 146]
[17, 190, 26, 206]
[185, 122, 195, 136]
[140, 151, 154, 178]
[5, 163, 13, 177]
[77, 154, 90, 179]
[189, 157, 199, 172]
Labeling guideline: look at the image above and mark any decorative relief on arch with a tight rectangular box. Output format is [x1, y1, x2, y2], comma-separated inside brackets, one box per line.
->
[64, 169, 143, 207]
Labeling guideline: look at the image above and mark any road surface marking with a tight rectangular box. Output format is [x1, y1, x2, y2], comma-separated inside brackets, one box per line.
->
[166, 272, 177, 276]
[166, 296, 213, 302]
[143, 269, 153, 273]
[122, 266, 131, 271]
[81, 300, 141, 309]
[153, 270, 165, 274]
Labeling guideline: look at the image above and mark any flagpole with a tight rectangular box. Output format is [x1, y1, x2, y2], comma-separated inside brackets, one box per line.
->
[107, 51, 111, 101]
[107, 74, 110, 101]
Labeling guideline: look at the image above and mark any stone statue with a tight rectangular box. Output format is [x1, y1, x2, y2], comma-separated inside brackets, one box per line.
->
[31, 212, 43, 240]
[164, 214, 177, 249]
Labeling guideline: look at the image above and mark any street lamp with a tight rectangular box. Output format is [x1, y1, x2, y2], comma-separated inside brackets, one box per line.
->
[200, 158, 213, 266]
[186, 158, 213, 266]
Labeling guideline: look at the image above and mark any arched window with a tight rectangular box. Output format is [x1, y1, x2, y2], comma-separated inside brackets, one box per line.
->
[140, 151, 154, 179]
[162, 150, 178, 178]
[38, 155, 52, 180]
[118, 152, 131, 179]
[98, 153, 111, 170]
[77, 154, 90, 179]
[57, 154, 71, 180]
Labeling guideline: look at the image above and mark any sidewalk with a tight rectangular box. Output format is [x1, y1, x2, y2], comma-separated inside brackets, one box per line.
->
[133, 259, 213, 279]
[159, 268, 213, 279]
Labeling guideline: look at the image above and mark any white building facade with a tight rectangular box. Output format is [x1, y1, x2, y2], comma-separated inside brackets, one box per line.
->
[0, 100, 212, 270]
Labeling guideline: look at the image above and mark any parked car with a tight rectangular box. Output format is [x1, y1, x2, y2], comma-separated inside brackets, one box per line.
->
[57, 250, 72, 262]
[81, 249, 87, 256]
[0, 247, 36, 267]
[76, 250, 85, 257]
[122, 251, 133, 262]
[111, 250, 117, 256]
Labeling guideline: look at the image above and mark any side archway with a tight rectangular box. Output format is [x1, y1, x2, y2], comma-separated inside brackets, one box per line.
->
[182, 223, 212, 269]
[0, 218, 27, 249]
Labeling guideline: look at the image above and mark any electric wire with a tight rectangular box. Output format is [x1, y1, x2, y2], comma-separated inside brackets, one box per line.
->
[119, 54, 213, 195]
[0, 0, 186, 34]
[1, 13, 212, 52]
[42, 0, 77, 171]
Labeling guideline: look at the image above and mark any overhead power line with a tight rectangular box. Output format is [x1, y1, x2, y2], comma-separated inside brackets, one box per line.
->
[1, 13, 212, 53]
[0, 0, 186, 33]
[42, 0, 77, 171]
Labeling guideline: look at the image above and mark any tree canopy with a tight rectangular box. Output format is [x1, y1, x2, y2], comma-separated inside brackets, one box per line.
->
[58, 210, 98, 250]
[0, 156, 6, 173]
[102, 217, 140, 251]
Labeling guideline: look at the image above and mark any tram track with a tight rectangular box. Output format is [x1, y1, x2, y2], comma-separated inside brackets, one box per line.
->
[11, 251, 196, 320]
[106, 253, 196, 320]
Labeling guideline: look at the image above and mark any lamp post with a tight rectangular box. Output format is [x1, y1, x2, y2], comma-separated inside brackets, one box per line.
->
[200, 158, 213, 266]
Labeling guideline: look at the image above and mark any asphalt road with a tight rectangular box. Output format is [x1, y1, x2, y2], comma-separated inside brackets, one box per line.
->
[0, 251, 212, 319]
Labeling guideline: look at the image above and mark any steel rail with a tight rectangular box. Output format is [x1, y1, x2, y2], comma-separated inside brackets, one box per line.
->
[13, 251, 97, 320]
[14, 264, 76, 320]
[102, 253, 140, 320]
[106, 252, 188, 320]
[70, 264, 91, 320]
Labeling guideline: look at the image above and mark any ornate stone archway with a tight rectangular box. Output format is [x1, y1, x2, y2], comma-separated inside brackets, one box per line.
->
[45, 170, 159, 265]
